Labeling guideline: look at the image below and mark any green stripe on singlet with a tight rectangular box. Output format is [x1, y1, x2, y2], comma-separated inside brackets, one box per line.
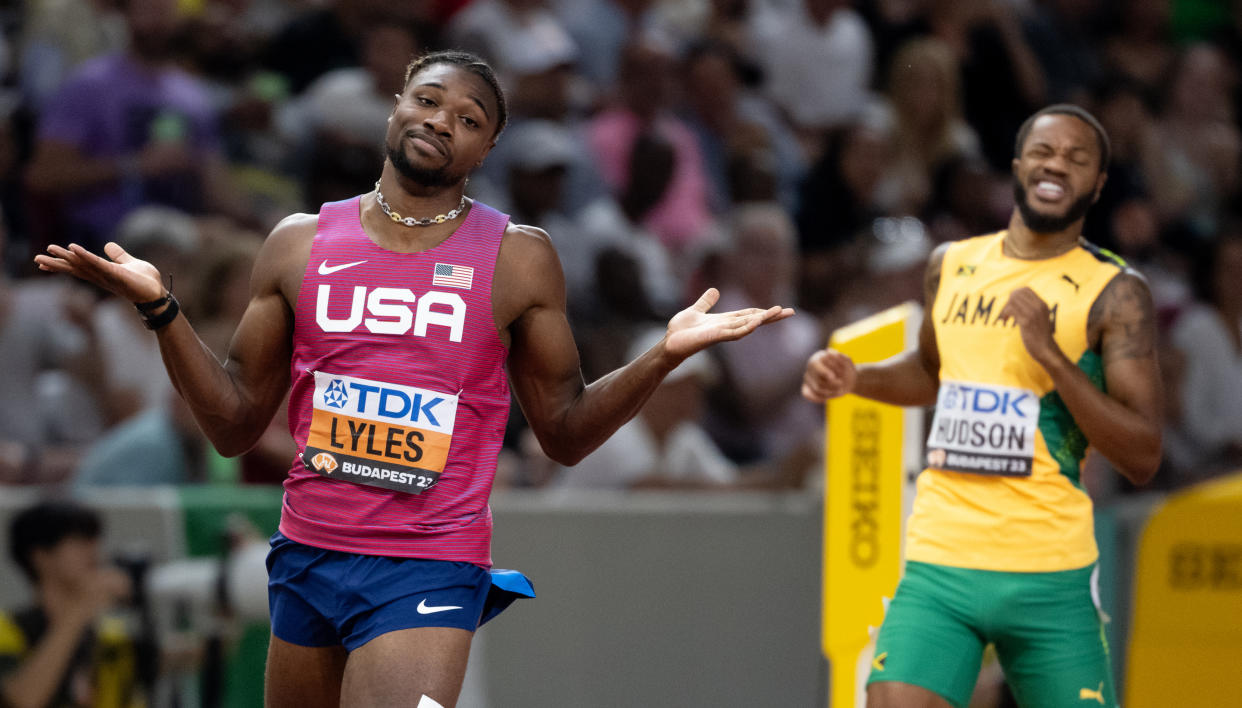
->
[1037, 350, 1105, 487]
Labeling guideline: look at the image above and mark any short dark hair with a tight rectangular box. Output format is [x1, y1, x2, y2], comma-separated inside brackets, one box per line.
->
[1013, 104, 1111, 173]
[9, 501, 102, 583]
[403, 50, 508, 138]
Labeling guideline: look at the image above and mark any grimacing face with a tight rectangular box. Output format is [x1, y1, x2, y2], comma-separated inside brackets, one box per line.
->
[385, 63, 499, 188]
[1011, 114, 1107, 234]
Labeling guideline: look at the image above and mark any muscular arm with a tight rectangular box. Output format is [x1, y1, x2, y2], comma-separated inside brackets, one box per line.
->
[1007, 271, 1163, 484]
[803, 243, 944, 407]
[500, 225, 791, 466]
[35, 216, 308, 457]
[1075, 271, 1163, 483]
[501, 227, 677, 465]
[157, 220, 304, 456]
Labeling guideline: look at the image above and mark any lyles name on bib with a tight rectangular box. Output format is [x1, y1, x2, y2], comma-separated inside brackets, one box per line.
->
[301, 371, 458, 494]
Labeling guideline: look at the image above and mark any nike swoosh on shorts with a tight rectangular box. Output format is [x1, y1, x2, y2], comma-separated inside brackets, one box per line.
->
[416, 599, 463, 614]
[318, 260, 367, 275]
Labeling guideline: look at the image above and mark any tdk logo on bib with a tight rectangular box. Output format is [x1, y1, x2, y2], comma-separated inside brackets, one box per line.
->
[324, 379, 350, 408]
[941, 384, 1032, 418]
[316, 374, 455, 432]
[303, 371, 459, 494]
[926, 380, 1039, 477]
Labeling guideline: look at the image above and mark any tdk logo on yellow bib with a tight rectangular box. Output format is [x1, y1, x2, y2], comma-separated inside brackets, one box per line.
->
[925, 380, 1037, 476]
[301, 371, 458, 493]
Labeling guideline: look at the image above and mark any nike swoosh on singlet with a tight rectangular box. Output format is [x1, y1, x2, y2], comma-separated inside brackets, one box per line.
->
[416, 599, 463, 615]
[318, 259, 367, 275]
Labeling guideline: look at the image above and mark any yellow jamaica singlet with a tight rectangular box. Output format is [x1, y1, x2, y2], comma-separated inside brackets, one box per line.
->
[907, 231, 1125, 572]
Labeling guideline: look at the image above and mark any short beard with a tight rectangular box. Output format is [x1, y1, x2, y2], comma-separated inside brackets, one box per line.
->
[385, 143, 463, 189]
[1013, 180, 1095, 234]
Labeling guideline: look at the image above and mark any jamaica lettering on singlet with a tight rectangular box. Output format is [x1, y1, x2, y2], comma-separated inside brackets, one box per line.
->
[907, 232, 1125, 572]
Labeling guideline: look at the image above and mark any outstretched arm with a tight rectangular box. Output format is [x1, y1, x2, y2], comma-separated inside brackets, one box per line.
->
[500, 226, 792, 466]
[802, 243, 945, 407]
[999, 271, 1163, 484]
[34, 217, 309, 456]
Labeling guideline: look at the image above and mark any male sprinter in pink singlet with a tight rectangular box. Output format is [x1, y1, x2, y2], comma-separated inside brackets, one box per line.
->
[36, 51, 794, 708]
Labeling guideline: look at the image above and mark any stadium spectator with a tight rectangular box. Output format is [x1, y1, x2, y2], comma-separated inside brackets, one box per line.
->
[1168, 224, 1242, 483]
[1152, 43, 1240, 242]
[552, 0, 661, 88]
[16, 0, 126, 111]
[298, 23, 423, 206]
[586, 39, 715, 255]
[1101, 0, 1176, 95]
[704, 203, 823, 464]
[749, 0, 874, 138]
[881, 37, 983, 217]
[24, 0, 250, 253]
[1022, 0, 1104, 104]
[0, 500, 136, 708]
[679, 41, 805, 211]
[926, 0, 1048, 172]
[551, 325, 811, 490]
[90, 206, 200, 424]
[447, 0, 577, 87]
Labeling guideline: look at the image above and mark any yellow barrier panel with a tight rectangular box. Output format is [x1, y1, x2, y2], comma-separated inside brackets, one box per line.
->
[822, 303, 922, 707]
[1126, 472, 1242, 707]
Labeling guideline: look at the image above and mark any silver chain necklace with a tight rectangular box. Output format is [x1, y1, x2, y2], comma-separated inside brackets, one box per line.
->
[374, 181, 467, 227]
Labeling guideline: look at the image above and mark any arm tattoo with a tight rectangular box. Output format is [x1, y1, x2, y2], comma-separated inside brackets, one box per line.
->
[1089, 270, 1157, 363]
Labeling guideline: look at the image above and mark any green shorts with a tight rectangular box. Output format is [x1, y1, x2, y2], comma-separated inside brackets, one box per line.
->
[867, 560, 1115, 708]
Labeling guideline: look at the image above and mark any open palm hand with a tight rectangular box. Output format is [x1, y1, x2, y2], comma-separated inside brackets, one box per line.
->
[35, 242, 166, 303]
[664, 288, 794, 359]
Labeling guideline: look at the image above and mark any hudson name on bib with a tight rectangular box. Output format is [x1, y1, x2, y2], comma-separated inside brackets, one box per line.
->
[926, 380, 1038, 476]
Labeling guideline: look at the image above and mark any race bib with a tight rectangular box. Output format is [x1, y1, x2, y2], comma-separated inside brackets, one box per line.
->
[925, 380, 1038, 477]
[301, 371, 458, 493]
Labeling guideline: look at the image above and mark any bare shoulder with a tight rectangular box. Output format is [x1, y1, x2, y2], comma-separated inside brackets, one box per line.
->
[1087, 267, 1156, 361]
[253, 212, 318, 302]
[493, 221, 566, 331]
[495, 222, 563, 296]
[264, 212, 318, 254]
[498, 221, 559, 269]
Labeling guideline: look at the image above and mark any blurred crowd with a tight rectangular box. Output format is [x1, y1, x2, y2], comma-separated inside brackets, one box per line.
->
[0, 0, 1237, 496]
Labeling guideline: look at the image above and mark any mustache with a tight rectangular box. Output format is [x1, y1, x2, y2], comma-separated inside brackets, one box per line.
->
[1013, 179, 1095, 233]
[404, 129, 447, 156]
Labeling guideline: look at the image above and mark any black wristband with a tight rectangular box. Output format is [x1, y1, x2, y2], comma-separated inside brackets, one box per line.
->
[135, 292, 172, 313]
[136, 293, 180, 330]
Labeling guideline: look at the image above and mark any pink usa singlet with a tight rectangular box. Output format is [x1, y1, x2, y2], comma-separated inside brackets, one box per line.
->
[279, 195, 511, 568]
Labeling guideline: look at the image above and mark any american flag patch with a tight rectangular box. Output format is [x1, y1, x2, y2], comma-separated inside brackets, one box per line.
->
[433, 262, 474, 289]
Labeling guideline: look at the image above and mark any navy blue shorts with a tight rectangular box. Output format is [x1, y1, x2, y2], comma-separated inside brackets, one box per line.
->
[266, 532, 534, 651]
